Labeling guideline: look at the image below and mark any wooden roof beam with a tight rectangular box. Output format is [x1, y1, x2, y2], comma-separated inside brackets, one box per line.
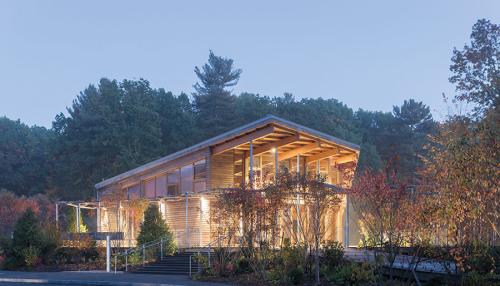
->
[305, 148, 340, 163]
[211, 125, 276, 155]
[279, 141, 322, 161]
[244, 133, 300, 158]
[331, 153, 358, 165]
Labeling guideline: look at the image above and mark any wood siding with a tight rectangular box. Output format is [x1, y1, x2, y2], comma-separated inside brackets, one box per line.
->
[209, 151, 234, 190]
[163, 197, 211, 248]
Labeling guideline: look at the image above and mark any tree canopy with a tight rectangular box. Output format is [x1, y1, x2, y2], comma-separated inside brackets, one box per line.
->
[0, 45, 456, 200]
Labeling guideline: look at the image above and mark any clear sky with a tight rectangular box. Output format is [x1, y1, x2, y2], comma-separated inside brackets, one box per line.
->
[1, 1, 498, 127]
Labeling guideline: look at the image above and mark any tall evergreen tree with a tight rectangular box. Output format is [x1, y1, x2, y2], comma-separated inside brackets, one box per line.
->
[137, 204, 175, 254]
[52, 78, 164, 199]
[193, 51, 242, 138]
[0, 117, 52, 196]
[392, 99, 435, 179]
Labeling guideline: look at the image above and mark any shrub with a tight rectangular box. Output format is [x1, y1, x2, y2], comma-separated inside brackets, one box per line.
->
[127, 251, 141, 266]
[287, 266, 305, 285]
[66, 207, 88, 233]
[137, 205, 175, 255]
[323, 240, 344, 270]
[326, 262, 375, 285]
[21, 246, 40, 268]
[235, 257, 251, 274]
[466, 242, 496, 274]
[8, 208, 54, 268]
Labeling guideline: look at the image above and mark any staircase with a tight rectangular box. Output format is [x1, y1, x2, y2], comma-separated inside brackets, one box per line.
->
[131, 251, 206, 275]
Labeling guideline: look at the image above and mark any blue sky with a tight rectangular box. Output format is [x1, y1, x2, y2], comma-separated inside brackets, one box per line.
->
[1, 1, 498, 127]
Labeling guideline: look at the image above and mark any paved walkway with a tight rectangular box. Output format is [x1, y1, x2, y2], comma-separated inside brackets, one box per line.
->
[0, 271, 229, 286]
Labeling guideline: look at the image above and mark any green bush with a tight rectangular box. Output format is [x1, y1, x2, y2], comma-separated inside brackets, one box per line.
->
[66, 208, 88, 233]
[137, 205, 176, 255]
[466, 242, 496, 274]
[21, 246, 40, 268]
[127, 251, 141, 266]
[325, 262, 375, 285]
[287, 266, 305, 285]
[236, 257, 251, 274]
[323, 240, 344, 270]
[3, 208, 57, 269]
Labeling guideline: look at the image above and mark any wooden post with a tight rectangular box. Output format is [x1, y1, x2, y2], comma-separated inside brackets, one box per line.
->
[118, 201, 121, 233]
[96, 202, 100, 232]
[344, 194, 350, 247]
[296, 155, 301, 242]
[185, 192, 189, 249]
[241, 153, 246, 187]
[249, 141, 254, 188]
[274, 148, 279, 179]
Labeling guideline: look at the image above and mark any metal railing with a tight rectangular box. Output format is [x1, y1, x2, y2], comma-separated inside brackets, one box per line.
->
[115, 227, 204, 272]
[118, 236, 168, 272]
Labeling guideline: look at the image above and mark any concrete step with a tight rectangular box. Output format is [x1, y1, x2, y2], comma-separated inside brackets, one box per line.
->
[131, 252, 205, 275]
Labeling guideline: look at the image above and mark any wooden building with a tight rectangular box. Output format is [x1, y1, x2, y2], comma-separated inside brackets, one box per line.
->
[93, 115, 361, 248]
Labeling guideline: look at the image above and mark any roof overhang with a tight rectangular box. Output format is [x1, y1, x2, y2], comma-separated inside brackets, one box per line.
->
[95, 115, 360, 190]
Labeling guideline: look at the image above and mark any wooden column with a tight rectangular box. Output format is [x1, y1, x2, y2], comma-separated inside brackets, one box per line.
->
[249, 141, 254, 189]
[274, 148, 279, 179]
[185, 193, 189, 248]
[296, 155, 301, 242]
[96, 202, 100, 232]
[317, 159, 321, 176]
[344, 194, 350, 247]
[241, 152, 246, 187]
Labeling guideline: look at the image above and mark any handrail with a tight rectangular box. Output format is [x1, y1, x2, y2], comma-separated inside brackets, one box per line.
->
[117, 231, 230, 272]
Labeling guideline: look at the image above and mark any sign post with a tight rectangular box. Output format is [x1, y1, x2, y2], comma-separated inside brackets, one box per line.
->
[106, 235, 111, 272]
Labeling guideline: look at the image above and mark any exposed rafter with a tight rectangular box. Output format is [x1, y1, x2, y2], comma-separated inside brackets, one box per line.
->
[279, 141, 322, 161]
[244, 133, 300, 158]
[305, 148, 340, 163]
[211, 125, 275, 155]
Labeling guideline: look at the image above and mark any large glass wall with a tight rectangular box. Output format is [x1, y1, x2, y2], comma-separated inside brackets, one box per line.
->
[127, 184, 140, 199]
[180, 164, 194, 194]
[156, 174, 167, 197]
[167, 170, 180, 196]
[194, 159, 207, 192]
[143, 178, 156, 198]
[240, 150, 342, 187]
[125, 159, 207, 199]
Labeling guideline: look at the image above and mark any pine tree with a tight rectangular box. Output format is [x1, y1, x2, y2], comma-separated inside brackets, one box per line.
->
[13, 208, 44, 251]
[66, 207, 88, 233]
[193, 51, 242, 138]
[137, 204, 175, 254]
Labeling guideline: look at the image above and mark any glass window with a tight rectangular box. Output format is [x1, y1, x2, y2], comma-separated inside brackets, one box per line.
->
[279, 159, 290, 172]
[181, 164, 194, 194]
[144, 178, 155, 198]
[128, 184, 140, 199]
[194, 160, 207, 180]
[155, 174, 167, 197]
[167, 169, 180, 196]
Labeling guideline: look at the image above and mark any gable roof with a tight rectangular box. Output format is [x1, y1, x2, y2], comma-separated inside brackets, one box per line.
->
[95, 115, 360, 190]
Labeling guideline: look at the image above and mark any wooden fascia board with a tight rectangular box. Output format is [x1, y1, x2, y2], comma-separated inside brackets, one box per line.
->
[332, 153, 358, 165]
[211, 125, 276, 155]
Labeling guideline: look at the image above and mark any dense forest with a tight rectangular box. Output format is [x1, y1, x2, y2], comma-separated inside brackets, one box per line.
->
[0, 19, 496, 202]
